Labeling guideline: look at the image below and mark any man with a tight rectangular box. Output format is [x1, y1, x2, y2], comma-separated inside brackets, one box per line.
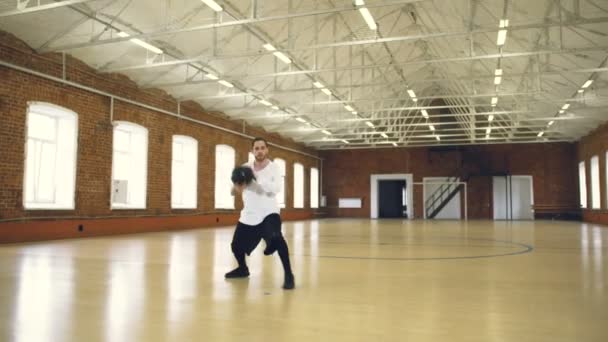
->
[225, 137, 295, 290]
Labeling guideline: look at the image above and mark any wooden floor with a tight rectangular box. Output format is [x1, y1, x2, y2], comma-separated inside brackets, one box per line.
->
[0, 219, 606, 342]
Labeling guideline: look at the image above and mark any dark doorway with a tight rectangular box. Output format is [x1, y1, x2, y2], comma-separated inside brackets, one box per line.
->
[379, 180, 407, 218]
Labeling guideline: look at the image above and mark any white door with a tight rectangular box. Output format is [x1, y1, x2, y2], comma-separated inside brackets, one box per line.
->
[493, 176, 534, 220]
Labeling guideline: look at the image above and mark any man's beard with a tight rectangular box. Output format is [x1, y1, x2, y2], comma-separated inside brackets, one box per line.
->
[255, 154, 266, 162]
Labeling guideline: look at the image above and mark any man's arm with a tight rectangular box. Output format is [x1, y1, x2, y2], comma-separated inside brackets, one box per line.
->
[250, 164, 281, 195]
[231, 183, 246, 196]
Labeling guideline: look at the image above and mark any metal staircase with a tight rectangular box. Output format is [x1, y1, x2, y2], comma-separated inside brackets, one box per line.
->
[425, 176, 464, 219]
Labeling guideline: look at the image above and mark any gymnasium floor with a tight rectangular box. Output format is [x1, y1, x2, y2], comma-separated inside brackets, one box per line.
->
[0, 219, 606, 342]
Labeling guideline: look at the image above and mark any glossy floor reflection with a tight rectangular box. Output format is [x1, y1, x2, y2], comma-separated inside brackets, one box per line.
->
[0, 219, 607, 341]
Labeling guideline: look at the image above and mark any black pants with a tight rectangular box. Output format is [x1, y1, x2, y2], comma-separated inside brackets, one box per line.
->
[231, 214, 282, 255]
[230, 214, 292, 274]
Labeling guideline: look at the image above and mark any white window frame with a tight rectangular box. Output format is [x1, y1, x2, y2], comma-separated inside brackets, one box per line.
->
[171, 135, 198, 209]
[215, 144, 235, 209]
[111, 121, 148, 209]
[274, 158, 286, 208]
[590, 155, 600, 209]
[310, 167, 319, 209]
[23, 102, 78, 210]
[293, 162, 304, 209]
[579, 161, 587, 209]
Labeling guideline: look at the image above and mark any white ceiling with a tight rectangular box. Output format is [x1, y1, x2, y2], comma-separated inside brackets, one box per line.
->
[2, 0, 607, 149]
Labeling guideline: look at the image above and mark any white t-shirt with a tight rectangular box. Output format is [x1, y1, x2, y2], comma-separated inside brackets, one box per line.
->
[239, 160, 281, 226]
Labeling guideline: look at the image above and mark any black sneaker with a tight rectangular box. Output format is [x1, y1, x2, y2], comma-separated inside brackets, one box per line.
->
[225, 267, 250, 278]
[283, 273, 295, 290]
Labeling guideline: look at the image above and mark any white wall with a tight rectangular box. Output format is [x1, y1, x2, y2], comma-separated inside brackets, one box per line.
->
[423, 177, 461, 219]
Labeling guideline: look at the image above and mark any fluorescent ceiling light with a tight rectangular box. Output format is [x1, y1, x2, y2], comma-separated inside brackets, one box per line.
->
[322, 130, 332, 135]
[380, 133, 388, 138]
[313, 81, 324, 88]
[435, 135, 441, 141]
[562, 103, 570, 110]
[494, 76, 502, 85]
[271, 105, 279, 110]
[497, 30, 507, 46]
[352, 111, 358, 115]
[429, 125, 435, 131]
[296, 117, 307, 123]
[205, 73, 219, 80]
[491, 97, 498, 105]
[357, 7, 377, 30]
[259, 99, 272, 106]
[218, 80, 233, 88]
[117, 32, 163, 54]
[407, 89, 416, 98]
[273, 51, 292, 64]
[548, 120, 554, 126]
[489, 114, 494, 122]
[495, 69, 503, 76]
[582, 79, 593, 88]
[578, 89, 584, 93]
[559, 110, 564, 114]
[486, 127, 492, 134]
[421, 110, 429, 118]
[538, 131, 544, 137]
[497, 20, 509, 46]
[366, 121, 375, 128]
[131, 39, 163, 54]
[392, 142, 398, 147]
[344, 105, 354, 112]
[263, 43, 276, 51]
[321, 88, 332, 96]
[201, 0, 223, 12]
[342, 139, 349, 144]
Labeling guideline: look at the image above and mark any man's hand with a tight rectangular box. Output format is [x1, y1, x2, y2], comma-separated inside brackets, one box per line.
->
[231, 183, 246, 195]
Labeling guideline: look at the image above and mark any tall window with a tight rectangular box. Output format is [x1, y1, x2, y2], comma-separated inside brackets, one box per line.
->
[579, 161, 587, 209]
[23, 102, 78, 209]
[111, 122, 148, 209]
[274, 158, 286, 208]
[293, 163, 304, 208]
[172, 135, 198, 209]
[215, 144, 235, 209]
[310, 167, 319, 209]
[590, 156, 600, 209]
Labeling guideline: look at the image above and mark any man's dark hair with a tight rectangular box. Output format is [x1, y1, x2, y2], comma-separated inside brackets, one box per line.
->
[252, 137, 268, 147]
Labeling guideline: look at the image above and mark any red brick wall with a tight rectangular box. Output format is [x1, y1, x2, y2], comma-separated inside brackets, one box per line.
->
[0, 31, 319, 243]
[578, 121, 608, 225]
[320, 143, 579, 219]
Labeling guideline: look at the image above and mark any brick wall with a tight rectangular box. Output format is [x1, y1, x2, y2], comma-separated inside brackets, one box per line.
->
[0, 31, 319, 243]
[320, 143, 579, 219]
[577, 121, 608, 225]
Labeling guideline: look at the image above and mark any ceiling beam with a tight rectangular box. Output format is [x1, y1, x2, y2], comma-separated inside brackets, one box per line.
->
[0, 0, 95, 17]
[42, 0, 429, 52]
[149, 46, 608, 87]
